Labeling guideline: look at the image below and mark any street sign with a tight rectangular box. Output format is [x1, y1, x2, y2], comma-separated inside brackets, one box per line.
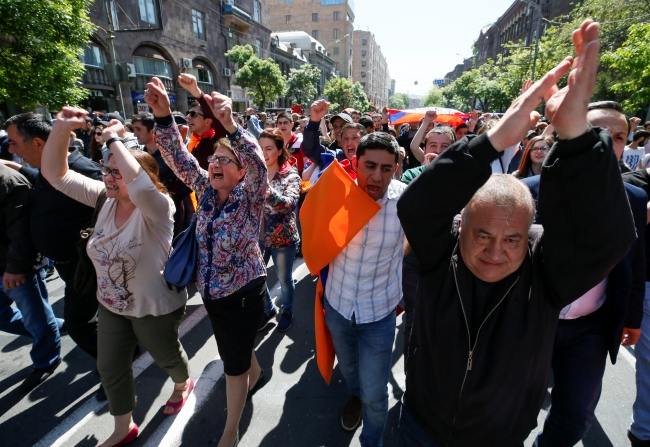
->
[137, 103, 149, 113]
[434, 79, 445, 85]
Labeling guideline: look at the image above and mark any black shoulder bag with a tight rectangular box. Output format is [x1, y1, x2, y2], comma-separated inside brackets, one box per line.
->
[74, 190, 108, 295]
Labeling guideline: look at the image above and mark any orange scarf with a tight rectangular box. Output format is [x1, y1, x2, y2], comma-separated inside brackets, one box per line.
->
[187, 129, 216, 209]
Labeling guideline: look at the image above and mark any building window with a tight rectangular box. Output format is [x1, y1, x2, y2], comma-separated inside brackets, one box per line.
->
[362, 50, 367, 57]
[362, 39, 367, 45]
[333, 47, 339, 55]
[255, 38, 263, 57]
[312, 13, 318, 22]
[361, 82, 366, 88]
[361, 60, 366, 67]
[192, 10, 205, 41]
[132, 55, 173, 92]
[333, 11, 340, 20]
[333, 29, 339, 39]
[312, 30, 318, 39]
[253, 1, 261, 23]
[82, 46, 106, 67]
[286, 15, 291, 24]
[139, 0, 158, 25]
[190, 63, 214, 97]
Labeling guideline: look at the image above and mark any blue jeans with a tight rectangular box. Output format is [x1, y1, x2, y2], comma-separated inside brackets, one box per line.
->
[0, 268, 62, 369]
[260, 242, 296, 314]
[535, 306, 609, 447]
[324, 299, 396, 447]
[630, 282, 650, 440]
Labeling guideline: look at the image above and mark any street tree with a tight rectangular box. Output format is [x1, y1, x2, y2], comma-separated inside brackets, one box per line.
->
[323, 77, 371, 111]
[389, 93, 410, 109]
[602, 23, 650, 112]
[422, 88, 443, 107]
[225, 44, 286, 111]
[0, 0, 95, 110]
[286, 64, 320, 105]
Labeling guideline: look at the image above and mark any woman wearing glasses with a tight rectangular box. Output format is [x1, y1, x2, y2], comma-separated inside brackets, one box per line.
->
[40, 109, 192, 447]
[146, 77, 268, 447]
[88, 124, 105, 163]
[512, 135, 555, 179]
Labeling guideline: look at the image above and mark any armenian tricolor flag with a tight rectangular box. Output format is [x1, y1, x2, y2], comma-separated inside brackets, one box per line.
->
[389, 107, 470, 127]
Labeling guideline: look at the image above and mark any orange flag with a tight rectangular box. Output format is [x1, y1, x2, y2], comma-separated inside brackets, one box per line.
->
[300, 161, 382, 384]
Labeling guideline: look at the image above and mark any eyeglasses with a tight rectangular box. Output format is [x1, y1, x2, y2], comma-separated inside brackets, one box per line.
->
[94, 131, 103, 136]
[531, 146, 550, 153]
[186, 110, 204, 118]
[100, 166, 123, 179]
[207, 155, 241, 167]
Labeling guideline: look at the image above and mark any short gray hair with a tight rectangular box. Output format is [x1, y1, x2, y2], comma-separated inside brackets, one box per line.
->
[462, 174, 536, 226]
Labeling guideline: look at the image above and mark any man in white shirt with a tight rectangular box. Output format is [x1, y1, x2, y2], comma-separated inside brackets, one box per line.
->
[623, 130, 650, 169]
[324, 131, 406, 447]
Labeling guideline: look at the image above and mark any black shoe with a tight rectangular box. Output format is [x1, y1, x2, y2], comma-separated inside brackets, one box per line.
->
[257, 309, 277, 331]
[19, 358, 62, 393]
[629, 430, 650, 447]
[277, 312, 293, 332]
[96, 383, 107, 401]
[248, 369, 266, 399]
[341, 395, 362, 431]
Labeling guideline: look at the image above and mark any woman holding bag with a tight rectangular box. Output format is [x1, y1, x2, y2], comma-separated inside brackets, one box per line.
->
[41, 108, 192, 447]
[146, 77, 268, 447]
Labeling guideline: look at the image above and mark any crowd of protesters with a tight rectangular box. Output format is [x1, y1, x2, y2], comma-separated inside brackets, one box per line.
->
[2, 19, 650, 447]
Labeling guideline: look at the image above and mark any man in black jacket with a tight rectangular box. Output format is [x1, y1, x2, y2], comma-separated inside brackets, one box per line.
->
[0, 164, 63, 392]
[3, 113, 102, 373]
[396, 21, 636, 447]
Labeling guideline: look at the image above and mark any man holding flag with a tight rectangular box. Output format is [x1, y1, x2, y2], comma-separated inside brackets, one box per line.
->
[300, 119, 406, 447]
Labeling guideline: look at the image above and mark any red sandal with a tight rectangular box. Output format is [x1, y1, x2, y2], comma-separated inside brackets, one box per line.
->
[163, 378, 194, 416]
[111, 424, 138, 447]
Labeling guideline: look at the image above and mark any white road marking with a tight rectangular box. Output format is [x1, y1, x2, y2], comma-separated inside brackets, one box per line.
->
[142, 359, 224, 447]
[33, 306, 208, 447]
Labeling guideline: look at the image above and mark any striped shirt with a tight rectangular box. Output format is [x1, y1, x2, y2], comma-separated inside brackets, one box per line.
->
[325, 179, 406, 324]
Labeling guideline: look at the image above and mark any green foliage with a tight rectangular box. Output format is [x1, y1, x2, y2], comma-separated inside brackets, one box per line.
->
[0, 0, 96, 109]
[422, 88, 443, 107]
[389, 93, 410, 109]
[286, 64, 320, 105]
[602, 23, 650, 111]
[225, 44, 286, 111]
[323, 77, 371, 112]
[442, 0, 650, 114]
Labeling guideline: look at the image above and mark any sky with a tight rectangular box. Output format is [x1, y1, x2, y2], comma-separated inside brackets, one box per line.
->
[353, 0, 517, 97]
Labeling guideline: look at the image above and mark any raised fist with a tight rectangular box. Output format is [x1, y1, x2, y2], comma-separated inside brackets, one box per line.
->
[144, 77, 172, 117]
[205, 92, 237, 134]
[55, 107, 88, 132]
[310, 99, 330, 122]
[423, 110, 438, 124]
[178, 73, 201, 98]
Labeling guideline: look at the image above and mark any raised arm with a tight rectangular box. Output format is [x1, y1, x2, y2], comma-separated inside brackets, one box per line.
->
[245, 108, 263, 139]
[538, 20, 635, 307]
[147, 77, 211, 197]
[410, 111, 437, 163]
[177, 73, 227, 138]
[399, 47, 575, 274]
[303, 100, 336, 168]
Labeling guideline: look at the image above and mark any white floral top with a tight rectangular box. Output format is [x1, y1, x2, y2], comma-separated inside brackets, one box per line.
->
[53, 169, 187, 317]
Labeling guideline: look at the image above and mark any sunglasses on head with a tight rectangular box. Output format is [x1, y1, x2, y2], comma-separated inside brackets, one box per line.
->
[186, 110, 204, 118]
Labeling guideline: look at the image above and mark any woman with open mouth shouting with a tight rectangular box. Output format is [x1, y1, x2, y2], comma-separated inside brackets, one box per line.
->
[146, 77, 268, 447]
[40, 108, 192, 447]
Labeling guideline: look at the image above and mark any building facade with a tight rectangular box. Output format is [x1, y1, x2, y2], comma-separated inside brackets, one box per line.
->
[268, 0, 355, 78]
[82, 0, 273, 116]
[445, 0, 578, 83]
[351, 30, 389, 108]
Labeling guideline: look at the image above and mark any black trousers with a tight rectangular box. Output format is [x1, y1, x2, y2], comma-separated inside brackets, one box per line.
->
[54, 256, 98, 359]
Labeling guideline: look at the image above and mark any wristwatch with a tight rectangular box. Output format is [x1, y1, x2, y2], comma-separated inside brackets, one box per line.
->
[105, 137, 125, 148]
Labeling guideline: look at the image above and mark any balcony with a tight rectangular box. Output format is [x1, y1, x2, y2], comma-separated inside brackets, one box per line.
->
[222, 1, 252, 33]
[81, 66, 114, 90]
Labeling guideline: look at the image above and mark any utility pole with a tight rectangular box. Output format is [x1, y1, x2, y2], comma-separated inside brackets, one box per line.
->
[104, 0, 126, 118]
[520, 0, 542, 80]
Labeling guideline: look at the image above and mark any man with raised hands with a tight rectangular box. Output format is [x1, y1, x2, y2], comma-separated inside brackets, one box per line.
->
[396, 20, 636, 447]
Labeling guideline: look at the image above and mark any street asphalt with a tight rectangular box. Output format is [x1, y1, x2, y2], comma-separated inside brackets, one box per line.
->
[0, 259, 638, 446]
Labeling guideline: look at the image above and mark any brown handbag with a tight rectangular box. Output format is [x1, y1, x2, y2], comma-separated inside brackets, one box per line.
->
[74, 190, 108, 295]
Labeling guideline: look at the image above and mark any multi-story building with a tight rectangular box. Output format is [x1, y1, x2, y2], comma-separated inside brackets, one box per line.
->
[445, 0, 578, 83]
[271, 31, 337, 107]
[352, 30, 389, 108]
[268, 0, 355, 78]
[82, 0, 273, 116]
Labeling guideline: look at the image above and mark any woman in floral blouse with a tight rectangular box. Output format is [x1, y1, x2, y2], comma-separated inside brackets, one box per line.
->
[41, 108, 192, 447]
[147, 77, 267, 447]
[256, 129, 301, 332]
